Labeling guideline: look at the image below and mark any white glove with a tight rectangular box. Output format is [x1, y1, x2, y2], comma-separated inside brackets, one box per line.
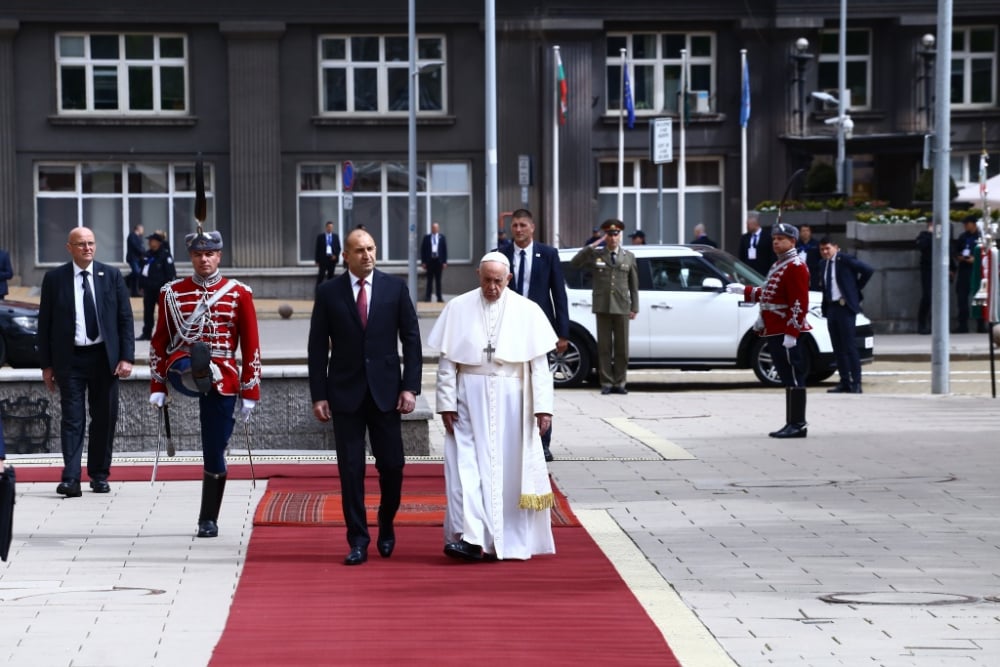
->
[782, 334, 797, 349]
[150, 392, 166, 408]
[240, 398, 257, 422]
[725, 283, 745, 295]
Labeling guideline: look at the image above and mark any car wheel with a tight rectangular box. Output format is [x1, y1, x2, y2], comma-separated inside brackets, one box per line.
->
[751, 338, 812, 387]
[549, 333, 591, 388]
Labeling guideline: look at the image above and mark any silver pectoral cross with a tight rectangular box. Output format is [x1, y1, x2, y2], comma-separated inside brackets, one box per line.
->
[483, 341, 496, 362]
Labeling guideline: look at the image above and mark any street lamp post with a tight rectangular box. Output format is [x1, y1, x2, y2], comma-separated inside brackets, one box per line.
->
[918, 33, 936, 131]
[407, 0, 418, 306]
[791, 38, 813, 136]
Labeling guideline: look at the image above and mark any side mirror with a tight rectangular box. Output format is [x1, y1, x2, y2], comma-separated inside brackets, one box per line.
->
[702, 277, 724, 291]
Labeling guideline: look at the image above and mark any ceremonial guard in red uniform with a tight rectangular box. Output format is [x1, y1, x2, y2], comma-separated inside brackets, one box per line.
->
[727, 222, 812, 438]
[148, 229, 261, 537]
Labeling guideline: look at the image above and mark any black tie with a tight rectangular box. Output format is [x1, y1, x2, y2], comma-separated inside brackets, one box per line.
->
[517, 249, 526, 295]
[824, 260, 833, 302]
[81, 270, 99, 340]
[610, 251, 617, 265]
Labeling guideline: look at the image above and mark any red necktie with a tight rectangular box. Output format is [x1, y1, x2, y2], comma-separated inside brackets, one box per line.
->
[357, 279, 368, 329]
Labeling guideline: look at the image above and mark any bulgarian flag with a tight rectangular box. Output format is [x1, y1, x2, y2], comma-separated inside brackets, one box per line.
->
[556, 49, 568, 125]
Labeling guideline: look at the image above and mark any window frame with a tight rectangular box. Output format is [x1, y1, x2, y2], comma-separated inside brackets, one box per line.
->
[55, 32, 189, 115]
[317, 34, 448, 116]
[605, 32, 717, 118]
[817, 28, 872, 111]
[950, 26, 997, 108]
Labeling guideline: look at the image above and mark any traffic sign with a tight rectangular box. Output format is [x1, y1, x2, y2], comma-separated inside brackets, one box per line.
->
[649, 118, 673, 164]
[343, 193, 354, 210]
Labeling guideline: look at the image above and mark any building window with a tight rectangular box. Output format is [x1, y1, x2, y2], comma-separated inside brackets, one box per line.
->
[951, 27, 997, 107]
[56, 33, 188, 114]
[596, 158, 724, 245]
[35, 162, 211, 264]
[318, 35, 446, 115]
[950, 152, 1000, 186]
[297, 161, 471, 263]
[817, 29, 871, 110]
[606, 32, 716, 117]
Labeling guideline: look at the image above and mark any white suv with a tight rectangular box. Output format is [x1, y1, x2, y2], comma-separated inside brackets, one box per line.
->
[551, 245, 875, 388]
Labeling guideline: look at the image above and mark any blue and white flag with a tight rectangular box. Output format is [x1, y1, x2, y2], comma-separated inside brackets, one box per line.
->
[623, 66, 635, 129]
[740, 58, 751, 128]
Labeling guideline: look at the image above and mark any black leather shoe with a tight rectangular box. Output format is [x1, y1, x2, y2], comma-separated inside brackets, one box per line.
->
[770, 423, 808, 439]
[600, 386, 612, 395]
[136, 335, 150, 341]
[827, 384, 850, 393]
[197, 520, 219, 538]
[344, 546, 368, 565]
[56, 480, 82, 498]
[89, 480, 111, 493]
[850, 385, 862, 394]
[611, 386, 628, 394]
[444, 540, 484, 562]
[543, 446, 554, 462]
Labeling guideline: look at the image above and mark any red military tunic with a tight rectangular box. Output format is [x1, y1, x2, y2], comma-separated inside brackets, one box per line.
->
[742, 248, 812, 339]
[149, 272, 261, 399]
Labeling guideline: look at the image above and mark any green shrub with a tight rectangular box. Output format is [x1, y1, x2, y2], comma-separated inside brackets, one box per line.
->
[913, 169, 958, 202]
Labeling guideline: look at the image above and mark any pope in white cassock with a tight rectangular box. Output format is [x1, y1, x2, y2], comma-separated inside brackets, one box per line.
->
[428, 252, 559, 561]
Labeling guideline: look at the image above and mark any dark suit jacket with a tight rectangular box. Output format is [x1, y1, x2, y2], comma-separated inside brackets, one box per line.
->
[738, 229, 775, 276]
[38, 261, 135, 376]
[126, 232, 144, 264]
[307, 269, 422, 413]
[420, 234, 447, 265]
[315, 232, 342, 265]
[501, 242, 569, 339]
[0, 249, 12, 298]
[819, 252, 875, 316]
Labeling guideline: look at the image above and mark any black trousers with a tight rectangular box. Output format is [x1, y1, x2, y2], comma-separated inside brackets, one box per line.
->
[424, 259, 443, 301]
[826, 302, 861, 386]
[955, 266, 972, 332]
[918, 265, 932, 331]
[56, 345, 118, 483]
[766, 335, 805, 388]
[331, 390, 405, 550]
[199, 392, 237, 474]
[316, 258, 337, 285]
[141, 284, 162, 337]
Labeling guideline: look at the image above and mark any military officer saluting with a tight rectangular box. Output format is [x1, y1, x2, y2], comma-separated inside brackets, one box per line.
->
[148, 228, 261, 538]
[571, 218, 639, 394]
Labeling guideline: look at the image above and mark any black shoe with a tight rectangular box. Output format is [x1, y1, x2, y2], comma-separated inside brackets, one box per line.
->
[344, 546, 368, 565]
[769, 423, 808, 439]
[56, 480, 82, 498]
[600, 387, 612, 395]
[197, 520, 219, 538]
[543, 446, 554, 463]
[827, 384, 850, 393]
[89, 480, 111, 493]
[849, 384, 862, 394]
[444, 540, 484, 562]
[611, 386, 628, 394]
[918, 328, 931, 335]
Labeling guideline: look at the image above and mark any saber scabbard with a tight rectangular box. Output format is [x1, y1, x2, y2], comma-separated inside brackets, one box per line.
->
[164, 400, 176, 457]
[243, 419, 256, 489]
[152, 406, 163, 484]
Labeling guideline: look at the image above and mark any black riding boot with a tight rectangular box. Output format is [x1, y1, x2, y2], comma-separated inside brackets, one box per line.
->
[770, 388, 808, 439]
[197, 472, 227, 538]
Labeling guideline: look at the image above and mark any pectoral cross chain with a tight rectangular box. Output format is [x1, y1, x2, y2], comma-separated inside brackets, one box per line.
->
[483, 341, 496, 362]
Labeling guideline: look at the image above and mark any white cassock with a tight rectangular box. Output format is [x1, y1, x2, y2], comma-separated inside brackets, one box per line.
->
[428, 287, 558, 560]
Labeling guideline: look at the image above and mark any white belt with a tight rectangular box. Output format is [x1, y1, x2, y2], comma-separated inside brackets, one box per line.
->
[457, 362, 523, 378]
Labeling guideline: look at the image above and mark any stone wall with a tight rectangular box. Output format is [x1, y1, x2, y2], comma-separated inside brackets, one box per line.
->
[0, 366, 431, 456]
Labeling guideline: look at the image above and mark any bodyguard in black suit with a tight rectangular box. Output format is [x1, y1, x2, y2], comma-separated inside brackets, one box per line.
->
[308, 228, 422, 565]
[818, 237, 874, 394]
[500, 209, 568, 461]
[314, 221, 342, 285]
[738, 212, 775, 276]
[420, 222, 448, 301]
[0, 247, 13, 299]
[38, 227, 135, 497]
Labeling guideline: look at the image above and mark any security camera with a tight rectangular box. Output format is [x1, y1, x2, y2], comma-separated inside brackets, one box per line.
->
[810, 91, 839, 105]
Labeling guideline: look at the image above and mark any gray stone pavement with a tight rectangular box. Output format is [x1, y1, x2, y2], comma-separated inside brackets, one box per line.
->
[1, 294, 998, 665]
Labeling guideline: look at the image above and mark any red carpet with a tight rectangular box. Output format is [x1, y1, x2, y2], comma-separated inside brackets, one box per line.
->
[210, 465, 679, 666]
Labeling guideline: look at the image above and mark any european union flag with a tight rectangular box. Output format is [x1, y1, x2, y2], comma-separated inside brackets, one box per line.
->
[623, 66, 635, 129]
[740, 59, 751, 128]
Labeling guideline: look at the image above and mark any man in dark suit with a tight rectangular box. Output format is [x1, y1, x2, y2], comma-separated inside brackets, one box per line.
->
[314, 221, 341, 286]
[500, 208, 568, 462]
[818, 237, 874, 394]
[38, 227, 135, 497]
[420, 222, 447, 302]
[738, 211, 775, 276]
[0, 247, 12, 300]
[125, 223, 145, 297]
[308, 228, 422, 566]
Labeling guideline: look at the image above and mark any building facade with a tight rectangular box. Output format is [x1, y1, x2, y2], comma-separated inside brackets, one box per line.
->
[1, 1, 998, 296]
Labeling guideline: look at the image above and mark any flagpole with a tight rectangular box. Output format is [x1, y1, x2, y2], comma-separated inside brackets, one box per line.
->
[678, 48, 687, 243]
[553, 46, 561, 248]
[740, 49, 749, 235]
[618, 48, 626, 219]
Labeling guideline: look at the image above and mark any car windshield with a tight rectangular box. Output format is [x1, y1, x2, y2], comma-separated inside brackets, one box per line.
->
[697, 248, 765, 286]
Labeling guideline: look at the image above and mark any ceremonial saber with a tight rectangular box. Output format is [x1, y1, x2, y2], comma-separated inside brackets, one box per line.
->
[164, 399, 176, 457]
[776, 168, 807, 226]
[151, 406, 163, 484]
[243, 420, 256, 489]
